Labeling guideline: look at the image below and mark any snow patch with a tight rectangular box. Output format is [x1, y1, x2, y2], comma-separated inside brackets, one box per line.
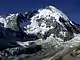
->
[0, 16, 7, 27]
[23, 6, 74, 40]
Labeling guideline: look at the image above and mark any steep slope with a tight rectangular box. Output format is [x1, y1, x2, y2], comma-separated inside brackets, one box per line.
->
[18, 6, 79, 41]
[0, 5, 80, 60]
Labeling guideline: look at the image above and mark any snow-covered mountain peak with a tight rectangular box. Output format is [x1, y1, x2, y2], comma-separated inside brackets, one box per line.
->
[23, 5, 75, 41]
[47, 6, 69, 20]
[30, 6, 71, 28]
[0, 5, 78, 41]
[31, 5, 69, 22]
[0, 5, 80, 59]
[6, 13, 18, 20]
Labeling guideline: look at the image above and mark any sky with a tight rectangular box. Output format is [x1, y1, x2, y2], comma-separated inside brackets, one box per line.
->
[0, 0, 80, 24]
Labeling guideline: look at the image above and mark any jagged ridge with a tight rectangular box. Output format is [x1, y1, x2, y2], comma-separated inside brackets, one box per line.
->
[0, 5, 79, 60]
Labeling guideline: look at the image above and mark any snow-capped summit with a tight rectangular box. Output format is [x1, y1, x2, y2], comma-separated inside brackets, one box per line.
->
[0, 5, 80, 59]
[19, 5, 79, 41]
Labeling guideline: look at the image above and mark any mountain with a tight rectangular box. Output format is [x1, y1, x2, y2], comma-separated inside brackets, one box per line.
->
[0, 6, 80, 60]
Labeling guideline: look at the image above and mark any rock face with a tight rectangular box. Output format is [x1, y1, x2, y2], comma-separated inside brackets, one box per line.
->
[17, 6, 79, 41]
[0, 5, 80, 60]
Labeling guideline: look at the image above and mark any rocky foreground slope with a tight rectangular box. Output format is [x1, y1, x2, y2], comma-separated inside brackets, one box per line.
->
[0, 6, 80, 60]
